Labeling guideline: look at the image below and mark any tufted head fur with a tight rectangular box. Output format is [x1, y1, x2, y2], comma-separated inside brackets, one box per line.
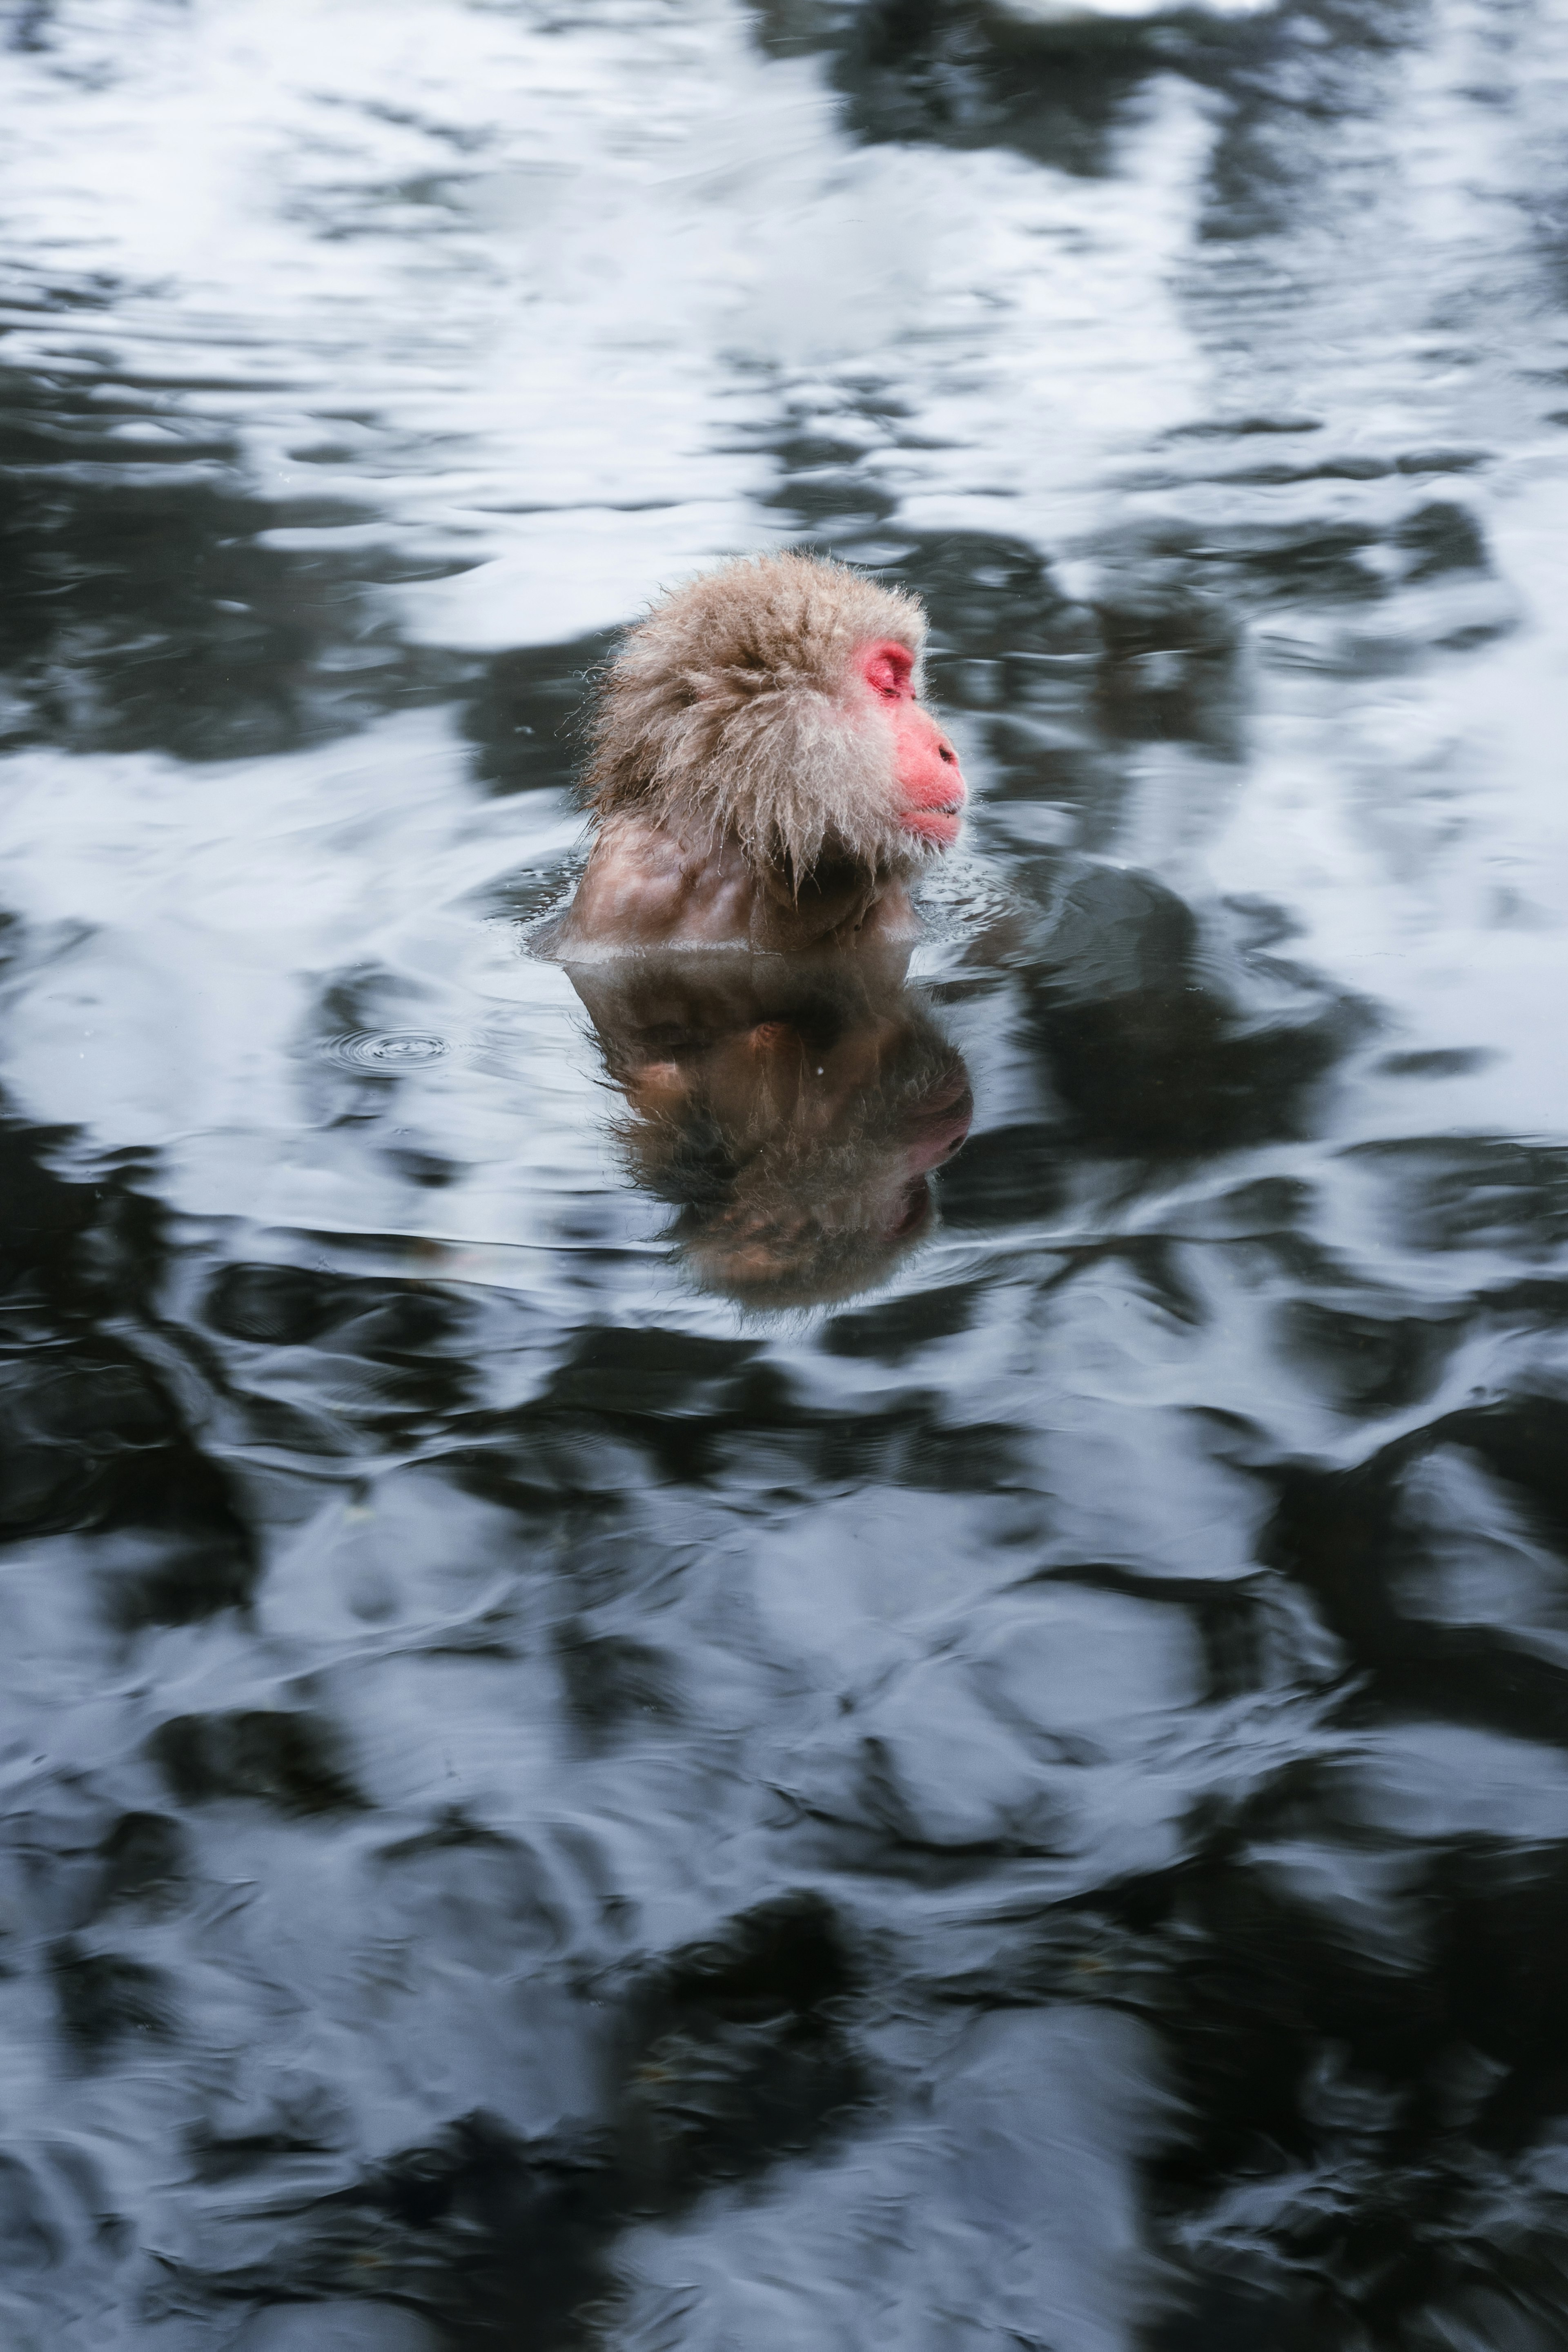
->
[582, 551, 933, 891]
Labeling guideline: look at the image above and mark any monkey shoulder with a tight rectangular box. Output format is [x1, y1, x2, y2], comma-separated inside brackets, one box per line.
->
[556, 820, 924, 956]
[557, 816, 756, 949]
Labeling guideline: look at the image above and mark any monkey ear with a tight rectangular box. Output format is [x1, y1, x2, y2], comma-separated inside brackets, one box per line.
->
[857, 641, 914, 699]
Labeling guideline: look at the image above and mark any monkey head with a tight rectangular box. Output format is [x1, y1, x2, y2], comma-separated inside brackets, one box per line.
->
[583, 551, 967, 891]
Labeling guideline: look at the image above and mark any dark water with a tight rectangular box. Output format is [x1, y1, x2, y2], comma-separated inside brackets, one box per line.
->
[6, 0, 1568, 2345]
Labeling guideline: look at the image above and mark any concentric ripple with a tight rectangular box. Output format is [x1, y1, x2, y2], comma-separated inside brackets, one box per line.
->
[318, 1030, 451, 1071]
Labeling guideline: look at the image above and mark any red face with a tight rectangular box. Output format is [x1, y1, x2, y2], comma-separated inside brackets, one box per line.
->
[855, 640, 967, 847]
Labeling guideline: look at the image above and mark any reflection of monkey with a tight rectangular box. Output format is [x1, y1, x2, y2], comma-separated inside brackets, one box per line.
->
[547, 552, 967, 955]
[566, 947, 973, 1309]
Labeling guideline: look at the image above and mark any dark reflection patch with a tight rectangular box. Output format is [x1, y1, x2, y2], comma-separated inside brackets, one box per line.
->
[460, 628, 619, 793]
[1264, 1394, 1568, 1743]
[1083, 1808, 1568, 2343]
[934, 1122, 1069, 1228]
[545, 1325, 762, 1419]
[1350, 1135, 1568, 1256]
[147, 1711, 365, 1815]
[0, 2152, 60, 2274]
[163, 2114, 621, 2348]
[156, 1899, 867, 2340]
[822, 1279, 981, 1360]
[554, 1621, 677, 1743]
[0, 358, 466, 761]
[206, 1259, 481, 1449]
[1395, 498, 1490, 581]
[1278, 1298, 1455, 1414]
[1029, 866, 1366, 1159]
[89, 1813, 189, 1920]
[755, 0, 1157, 175]
[189, 2111, 344, 2190]
[455, 1347, 1024, 1499]
[750, 0, 1425, 205]
[50, 1938, 174, 2064]
[895, 528, 1073, 658]
[1376, 1046, 1499, 1079]
[929, 1802, 1568, 2345]
[207, 1263, 356, 1348]
[882, 510, 1248, 808]
[0, 1105, 257, 1624]
[1441, 1844, 1568, 2153]
[1093, 624, 1241, 753]
[762, 461, 900, 533]
[615, 1891, 868, 2203]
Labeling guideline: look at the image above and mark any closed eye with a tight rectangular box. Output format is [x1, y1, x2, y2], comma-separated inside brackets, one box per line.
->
[939, 746, 956, 763]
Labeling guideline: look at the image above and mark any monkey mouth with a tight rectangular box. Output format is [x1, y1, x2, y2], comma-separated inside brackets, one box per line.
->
[901, 804, 964, 844]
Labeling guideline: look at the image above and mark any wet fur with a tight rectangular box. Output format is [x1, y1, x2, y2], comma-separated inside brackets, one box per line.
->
[583, 551, 931, 890]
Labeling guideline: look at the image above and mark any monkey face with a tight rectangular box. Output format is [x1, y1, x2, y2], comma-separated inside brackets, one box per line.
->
[855, 639, 967, 849]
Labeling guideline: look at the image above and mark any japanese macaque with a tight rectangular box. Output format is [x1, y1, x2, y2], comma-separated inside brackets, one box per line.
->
[548, 551, 967, 955]
[567, 945, 973, 1308]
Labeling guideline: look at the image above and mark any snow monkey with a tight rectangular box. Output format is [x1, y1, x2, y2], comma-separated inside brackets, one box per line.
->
[566, 945, 974, 1308]
[550, 551, 967, 955]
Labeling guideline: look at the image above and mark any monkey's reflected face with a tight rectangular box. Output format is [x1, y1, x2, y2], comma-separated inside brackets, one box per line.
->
[855, 640, 967, 849]
[567, 953, 973, 1310]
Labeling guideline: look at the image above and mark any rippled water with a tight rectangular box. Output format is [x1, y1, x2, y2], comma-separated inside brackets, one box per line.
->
[5, 0, 1568, 2344]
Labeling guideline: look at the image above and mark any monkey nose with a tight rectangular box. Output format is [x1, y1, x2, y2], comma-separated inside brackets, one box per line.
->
[897, 722, 967, 839]
[926, 742, 967, 814]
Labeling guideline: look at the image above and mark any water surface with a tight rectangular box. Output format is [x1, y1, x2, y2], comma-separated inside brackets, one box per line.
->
[5, 0, 1568, 2345]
